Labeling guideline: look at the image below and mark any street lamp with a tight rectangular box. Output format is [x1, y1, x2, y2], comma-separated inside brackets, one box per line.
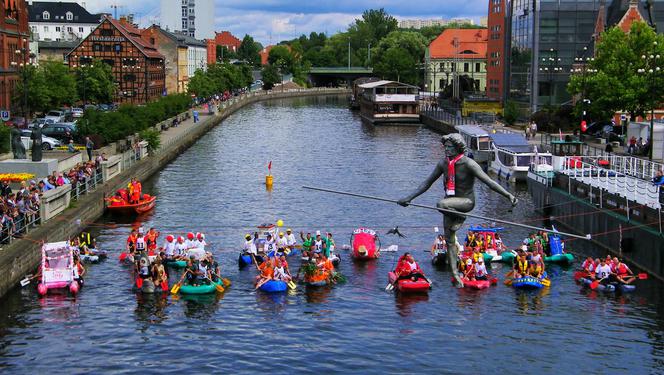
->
[637, 41, 662, 160]
[15, 46, 35, 128]
[571, 46, 597, 130]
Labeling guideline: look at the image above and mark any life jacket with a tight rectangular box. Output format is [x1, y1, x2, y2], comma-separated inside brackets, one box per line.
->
[472, 252, 482, 263]
[260, 264, 273, 278]
[617, 264, 629, 276]
[79, 232, 92, 246]
[517, 258, 529, 273]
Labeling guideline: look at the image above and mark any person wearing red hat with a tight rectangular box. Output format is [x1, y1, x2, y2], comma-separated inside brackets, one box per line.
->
[175, 236, 187, 259]
[163, 235, 176, 261]
[185, 232, 195, 249]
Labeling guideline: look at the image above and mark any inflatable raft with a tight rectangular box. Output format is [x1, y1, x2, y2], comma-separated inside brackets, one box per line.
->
[388, 271, 431, 293]
[258, 280, 288, 293]
[166, 260, 187, 269]
[80, 254, 100, 263]
[431, 252, 447, 267]
[511, 276, 545, 290]
[179, 281, 223, 295]
[544, 253, 574, 264]
[457, 278, 491, 290]
[238, 253, 263, 268]
[579, 278, 636, 293]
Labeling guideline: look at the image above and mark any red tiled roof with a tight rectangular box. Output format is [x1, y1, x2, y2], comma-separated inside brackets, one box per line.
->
[429, 28, 488, 60]
[617, 2, 645, 33]
[106, 16, 163, 59]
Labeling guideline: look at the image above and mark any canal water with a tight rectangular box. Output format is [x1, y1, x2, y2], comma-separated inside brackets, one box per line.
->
[0, 96, 662, 374]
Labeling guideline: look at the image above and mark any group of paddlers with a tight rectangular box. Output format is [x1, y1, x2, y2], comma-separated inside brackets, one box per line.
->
[580, 255, 636, 285]
[125, 227, 225, 289]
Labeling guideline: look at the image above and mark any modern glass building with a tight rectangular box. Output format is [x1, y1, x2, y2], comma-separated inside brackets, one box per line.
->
[506, 0, 664, 115]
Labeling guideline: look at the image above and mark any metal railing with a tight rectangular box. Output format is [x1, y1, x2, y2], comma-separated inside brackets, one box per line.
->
[0, 209, 41, 245]
[71, 166, 103, 201]
[577, 155, 664, 182]
[420, 108, 479, 126]
[560, 156, 661, 209]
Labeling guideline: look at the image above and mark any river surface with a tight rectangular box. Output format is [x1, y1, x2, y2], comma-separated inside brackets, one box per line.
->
[0, 96, 662, 374]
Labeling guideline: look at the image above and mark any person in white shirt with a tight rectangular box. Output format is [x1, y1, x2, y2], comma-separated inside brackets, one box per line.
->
[184, 232, 196, 249]
[431, 234, 447, 255]
[475, 257, 488, 280]
[594, 259, 613, 283]
[276, 232, 288, 251]
[272, 258, 291, 282]
[196, 233, 206, 250]
[175, 236, 187, 258]
[243, 234, 257, 255]
[263, 233, 277, 254]
[286, 229, 297, 247]
[163, 235, 176, 259]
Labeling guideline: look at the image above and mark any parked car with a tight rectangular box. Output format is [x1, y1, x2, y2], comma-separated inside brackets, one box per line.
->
[4, 117, 28, 128]
[44, 110, 65, 123]
[28, 118, 55, 129]
[584, 120, 613, 136]
[71, 108, 84, 118]
[20, 130, 62, 150]
[84, 104, 97, 111]
[41, 123, 76, 142]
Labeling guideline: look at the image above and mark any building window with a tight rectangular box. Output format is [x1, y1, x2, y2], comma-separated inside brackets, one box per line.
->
[100, 29, 114, 36]
[93, 43, 102, 51]
[66, 11, 73, 21]
[464, 63, 469, 72]
[124, 74, 136, 82]
[102, 59, 114, 66]
[104, 45, 112, 52]
[476, 63, 481, 72]
[79, 27, 84, 33]
[114, 44, 122, 53]
[43, 11, 50, 20]
[31, 26, 37, 33]
[56, 27, 61, 32]
[44, 26, 49, 32]
[67, 27, 73, 33]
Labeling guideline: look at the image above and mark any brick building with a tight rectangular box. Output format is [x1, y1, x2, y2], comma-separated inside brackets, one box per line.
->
[214, 31, 241, 52]
[0, 0, 30, 113]
[486, 0, 506, 102]
[67, 16, 165, 104]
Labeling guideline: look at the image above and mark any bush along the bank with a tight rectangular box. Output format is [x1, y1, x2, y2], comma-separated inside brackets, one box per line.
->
[139, 129, 161, 154]
[77, 94, 191, 145]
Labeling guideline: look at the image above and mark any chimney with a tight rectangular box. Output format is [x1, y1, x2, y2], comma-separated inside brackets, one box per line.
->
[81, 2, 86, 9]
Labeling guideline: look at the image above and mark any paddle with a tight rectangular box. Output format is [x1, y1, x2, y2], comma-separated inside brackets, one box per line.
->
[203, 274, 225, 293]
[255, 277, 271, 290]
[287, 280, 297, 290]
[541, 278, 551, 287]
[590, 277, 607, 290]
[170, 270, 189, 294]
[20, 273, 39, 287]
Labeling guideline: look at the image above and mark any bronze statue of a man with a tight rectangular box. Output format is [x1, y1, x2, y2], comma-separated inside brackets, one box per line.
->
[398, 133, 517, 287]
[11, 126, 26, 159]
[31, 126, 43, 162]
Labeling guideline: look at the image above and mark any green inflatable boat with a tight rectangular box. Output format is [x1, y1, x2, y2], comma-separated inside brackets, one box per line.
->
[166, 260, 187, 269]
[544, 253, 574, 264]
[179, 281, 223, 294]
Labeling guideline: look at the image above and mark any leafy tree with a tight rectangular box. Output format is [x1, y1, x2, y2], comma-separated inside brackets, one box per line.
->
[14, 64, 50, 114]
[568, 21, 664, 121]
[502, 100, 520, 125]
[268, 45, 295, 73]
[261, 64, 281, 90]
[76, 60, 114, 104]
[188, 69, 215, 97]
[372, 31, 427, 85]
[216, 45, 237, 61]
[42, 60, 78, 108]
[237, 34, 262, 65]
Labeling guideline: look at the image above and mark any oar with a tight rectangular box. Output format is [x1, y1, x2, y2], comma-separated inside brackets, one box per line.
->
[303, 186, 593, 241]
[590, 277, 607, 290]
[203, 274, 225, 293]
[170, 270, 189, 294]
[20, 273, 39, 287]
[287, 280, 297, 290]
[541, 278, 551, 287]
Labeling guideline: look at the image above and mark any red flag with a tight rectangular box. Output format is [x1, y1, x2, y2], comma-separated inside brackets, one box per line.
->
[268, 161, 272, 171]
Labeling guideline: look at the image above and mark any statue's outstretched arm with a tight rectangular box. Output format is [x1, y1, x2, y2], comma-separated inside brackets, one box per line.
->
[470, 160, 517, 205]
[398, 161, 444, 206]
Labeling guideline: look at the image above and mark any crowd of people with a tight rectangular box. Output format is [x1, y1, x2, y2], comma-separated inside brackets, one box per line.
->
[125, 227, 224, 289]
[0, 180, 41, 241]
[580, 255, 635, 285]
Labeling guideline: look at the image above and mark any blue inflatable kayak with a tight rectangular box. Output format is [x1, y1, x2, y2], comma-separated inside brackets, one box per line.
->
[258, 280, 287, 293]
[580, 278, 616, 292]
[238, 254, 263, 268]
[512, 276, 544, 289]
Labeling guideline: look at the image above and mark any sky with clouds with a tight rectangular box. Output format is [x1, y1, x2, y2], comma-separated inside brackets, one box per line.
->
[53, 0, 488, 44]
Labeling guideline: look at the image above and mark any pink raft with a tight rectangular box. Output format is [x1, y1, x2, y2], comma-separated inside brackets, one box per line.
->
[351, 228, 380, 260]
[37, 241, 80, 296]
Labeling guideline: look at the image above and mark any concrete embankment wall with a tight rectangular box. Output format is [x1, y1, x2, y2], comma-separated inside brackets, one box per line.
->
[0, 88, 348, 298]
[529, 180, 664, 282]
[420, 113, 457, 134]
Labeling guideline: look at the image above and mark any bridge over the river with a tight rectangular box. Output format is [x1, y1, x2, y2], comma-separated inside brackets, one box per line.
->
[308, 67, 374, 87]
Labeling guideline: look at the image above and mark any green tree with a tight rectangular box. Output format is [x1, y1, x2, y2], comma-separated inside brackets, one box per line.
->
[502, 100, 520, 125]
[14, 64, 50, 114]
[187, 69, 215, 97]
[237, 34, 261, 65]
[261, 64, 281, 90]
[76, 60, 114, 104]
[568, 21, 664, 121]
[268, 45, 295, 73]
[42, 60, 78, 108]
[216, 45, 237, 61]
[372, 31, 428, 85]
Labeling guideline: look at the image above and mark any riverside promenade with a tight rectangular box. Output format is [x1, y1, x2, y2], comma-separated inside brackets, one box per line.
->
[0, 87, 348, 299]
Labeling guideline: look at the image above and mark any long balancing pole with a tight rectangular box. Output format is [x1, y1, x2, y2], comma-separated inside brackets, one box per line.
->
[302, 186, 592, 241]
